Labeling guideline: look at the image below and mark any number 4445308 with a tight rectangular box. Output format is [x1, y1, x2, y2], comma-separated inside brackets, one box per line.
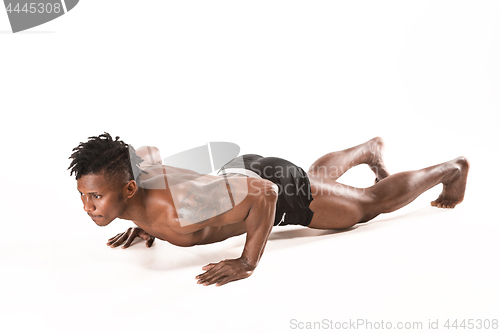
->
[6, 2, 62, 14]
[444, 319, 498, 329]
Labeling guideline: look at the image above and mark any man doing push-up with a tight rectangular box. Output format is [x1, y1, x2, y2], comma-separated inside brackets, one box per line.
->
[68, 134, 469, 286]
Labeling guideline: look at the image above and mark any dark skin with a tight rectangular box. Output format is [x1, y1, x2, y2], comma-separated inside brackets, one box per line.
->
[77, 137, 469, 286]
[77, 168, 278, 286]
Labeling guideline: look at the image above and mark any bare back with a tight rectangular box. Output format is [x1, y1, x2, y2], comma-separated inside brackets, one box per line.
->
[134, 164, 272, 246]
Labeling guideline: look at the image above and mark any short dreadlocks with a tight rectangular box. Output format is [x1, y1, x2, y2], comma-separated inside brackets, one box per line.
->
[68, 133, 143, 185]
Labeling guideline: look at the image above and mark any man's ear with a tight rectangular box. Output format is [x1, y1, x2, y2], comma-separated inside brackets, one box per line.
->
[123, 180, 139, 199]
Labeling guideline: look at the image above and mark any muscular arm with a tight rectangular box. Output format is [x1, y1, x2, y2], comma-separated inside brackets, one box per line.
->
[139, 174, 279, 286]
[240, 186, 277, 268]
[195, 181, 278, 286]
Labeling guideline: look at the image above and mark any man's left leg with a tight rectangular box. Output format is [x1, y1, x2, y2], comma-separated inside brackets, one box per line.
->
[307, 156, 469, 230]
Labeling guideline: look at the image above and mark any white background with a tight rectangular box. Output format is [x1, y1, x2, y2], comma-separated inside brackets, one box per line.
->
[1, 1, 499, 332]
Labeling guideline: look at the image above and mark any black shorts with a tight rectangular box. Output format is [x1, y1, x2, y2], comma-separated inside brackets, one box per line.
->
[221, 154, 314, 227]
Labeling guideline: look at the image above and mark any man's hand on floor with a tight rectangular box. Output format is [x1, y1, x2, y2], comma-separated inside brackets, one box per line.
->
[196, 258, 255, 287]
[107, 227, 155, 249]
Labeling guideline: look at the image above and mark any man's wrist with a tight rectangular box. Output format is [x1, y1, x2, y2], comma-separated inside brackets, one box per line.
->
[238, 256, 257, 271]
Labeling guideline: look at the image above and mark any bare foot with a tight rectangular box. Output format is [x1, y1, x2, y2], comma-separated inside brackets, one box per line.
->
[365, 137, 390, 183]
[431, 156, 470, 209]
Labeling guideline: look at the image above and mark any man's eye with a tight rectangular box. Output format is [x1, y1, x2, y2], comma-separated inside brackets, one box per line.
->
[94, 195, 101, 199]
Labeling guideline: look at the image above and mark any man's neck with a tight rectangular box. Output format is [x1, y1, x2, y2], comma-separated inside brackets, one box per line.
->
[118, 187, 149, 223]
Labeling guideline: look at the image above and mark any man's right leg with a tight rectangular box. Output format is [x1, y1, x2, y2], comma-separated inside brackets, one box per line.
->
[308, 156, 470, 230]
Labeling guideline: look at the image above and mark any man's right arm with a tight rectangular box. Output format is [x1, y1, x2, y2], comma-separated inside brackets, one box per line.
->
[195, 179, 278, 286]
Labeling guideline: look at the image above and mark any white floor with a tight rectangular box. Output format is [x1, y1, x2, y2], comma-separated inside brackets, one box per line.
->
[2, 166, 499, 333]
[1, 1, 499, 332]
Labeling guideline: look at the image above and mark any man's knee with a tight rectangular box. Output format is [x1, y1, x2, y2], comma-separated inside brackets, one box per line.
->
[356, 191, 381, 223]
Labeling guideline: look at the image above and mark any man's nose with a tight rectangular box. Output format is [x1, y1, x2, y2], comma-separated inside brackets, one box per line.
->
[83, 198, 95, 213]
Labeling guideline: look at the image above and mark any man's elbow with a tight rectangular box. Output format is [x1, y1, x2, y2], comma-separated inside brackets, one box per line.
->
[268, 184, 279, 203]
[257, 181, 278, 209]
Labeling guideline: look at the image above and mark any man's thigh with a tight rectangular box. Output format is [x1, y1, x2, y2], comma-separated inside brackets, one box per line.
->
[308, 181, 373, 229]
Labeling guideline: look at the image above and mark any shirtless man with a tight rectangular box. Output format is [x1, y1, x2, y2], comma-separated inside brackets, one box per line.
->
[69, 133, 469, 286]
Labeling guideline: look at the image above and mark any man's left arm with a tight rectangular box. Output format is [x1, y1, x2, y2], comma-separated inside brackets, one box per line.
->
[195, 182, 278, 286]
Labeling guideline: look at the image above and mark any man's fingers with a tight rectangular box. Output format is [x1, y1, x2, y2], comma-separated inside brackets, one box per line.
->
[108, 229, 133, 247]
[121, 234, 137, 249]
[138, 230, 150, 241]
[205, 271, 229, 286]
[201, 263, 217, 270]
[107, 233, 122, 243]
[197, 263, 230, 285]
[215, 277, 231, 287]
[107, 228, 155, 249]
[109, 237, 125, 247]
[196, 265, 217, 282]
[107, 234, 125, 247]
[197, 271, 225, 286]
[195, 259, 253, 286]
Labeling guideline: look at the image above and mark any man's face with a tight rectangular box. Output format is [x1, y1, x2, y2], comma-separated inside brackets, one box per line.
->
[77, 173, 125, 226]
